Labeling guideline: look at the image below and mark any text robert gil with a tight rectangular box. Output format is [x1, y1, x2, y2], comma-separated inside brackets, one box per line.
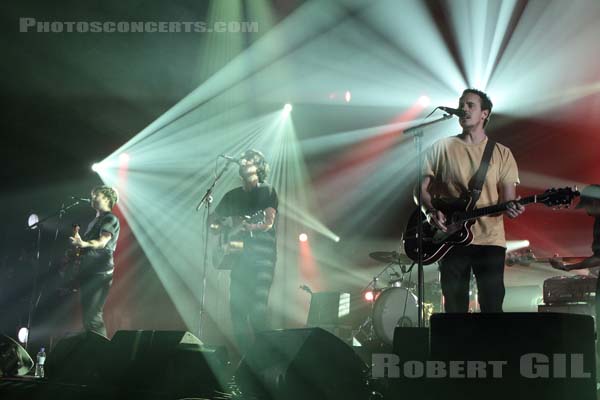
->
[372, 353, 592, 379]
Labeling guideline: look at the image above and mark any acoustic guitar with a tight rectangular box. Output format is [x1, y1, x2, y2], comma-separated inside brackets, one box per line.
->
[210, 210, 266, 270]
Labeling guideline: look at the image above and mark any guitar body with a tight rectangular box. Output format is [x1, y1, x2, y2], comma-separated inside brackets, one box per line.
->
[211, 211, 265, 270]
[211, 222, 245, 270]
[403, 198, 475, 265]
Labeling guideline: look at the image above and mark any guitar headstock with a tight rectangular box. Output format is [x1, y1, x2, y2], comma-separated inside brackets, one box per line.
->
[538, 187, 580, 208]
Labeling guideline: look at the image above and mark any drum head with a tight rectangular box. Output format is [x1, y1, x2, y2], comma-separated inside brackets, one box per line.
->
[372, 287, 418, 345]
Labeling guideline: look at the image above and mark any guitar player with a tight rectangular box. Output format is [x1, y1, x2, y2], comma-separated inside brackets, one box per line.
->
[419, 89, 525, 313]
[69, 185, 120, 337]
[550, 185, 600, 310]
[211, 149, 278, 354]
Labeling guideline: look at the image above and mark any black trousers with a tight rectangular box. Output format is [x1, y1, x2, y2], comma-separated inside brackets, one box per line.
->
[439, 245, 506, 313]
[79, 272, 113, 337]
[230, 257, 274, 355]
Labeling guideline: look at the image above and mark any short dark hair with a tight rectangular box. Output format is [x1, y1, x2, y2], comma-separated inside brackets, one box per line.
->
[462, 88, 493, 127]
[240, 149, 270, 183]
[92, 185, 119, 209]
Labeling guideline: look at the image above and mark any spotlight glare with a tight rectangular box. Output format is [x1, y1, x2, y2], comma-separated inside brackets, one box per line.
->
[418, 95, 431, 107]
[27, 213, 39, 230]
[91, 162, 106, 174]
[506, 240, 531, 253]
[299, 233, 308, 242]
[283, 103, 293, 115]
[17, 327, 29, 344]
[364, 290, 374, 302]
[119, 153, 130, 163]
[344, 90, 352, 103]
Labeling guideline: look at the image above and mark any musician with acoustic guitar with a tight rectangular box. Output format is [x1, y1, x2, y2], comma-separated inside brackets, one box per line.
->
[210, 149, 278, 354]
[417, 89, 525, 313]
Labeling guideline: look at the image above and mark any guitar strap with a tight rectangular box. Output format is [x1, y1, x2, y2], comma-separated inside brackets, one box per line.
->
[467, 139, 496, 211]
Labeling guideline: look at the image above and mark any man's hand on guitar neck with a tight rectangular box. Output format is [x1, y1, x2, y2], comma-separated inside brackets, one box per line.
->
[505, 197, 526, 219]
[501, 183, 525, 219]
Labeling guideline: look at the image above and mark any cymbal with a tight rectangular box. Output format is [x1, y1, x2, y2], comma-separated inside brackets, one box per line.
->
[369, 251, 413, 265]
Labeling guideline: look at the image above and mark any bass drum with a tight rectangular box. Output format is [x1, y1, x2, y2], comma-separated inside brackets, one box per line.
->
[372, 287, 418, 346]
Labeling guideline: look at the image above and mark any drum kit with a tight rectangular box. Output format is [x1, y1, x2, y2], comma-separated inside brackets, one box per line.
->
[354, 250, 440, 347]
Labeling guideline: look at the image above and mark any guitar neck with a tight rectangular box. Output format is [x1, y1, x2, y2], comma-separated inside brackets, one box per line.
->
[463, 194, 538, 221]
[530, 256, 588, 264]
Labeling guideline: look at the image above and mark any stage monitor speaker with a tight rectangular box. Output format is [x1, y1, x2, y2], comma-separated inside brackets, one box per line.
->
[393, 327, 429, 362]
[0, 335, 33, 377]
[45, 331, 111, 384]
[235, 327, 368, 400]
[108, 330, 227, 397]
[429, 312, 596, 400]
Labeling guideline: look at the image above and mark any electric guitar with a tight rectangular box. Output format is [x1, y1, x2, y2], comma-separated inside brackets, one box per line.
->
[210, 210, 266, 270]
[403, 187, 579, 265]
[59, 224, 82, 292]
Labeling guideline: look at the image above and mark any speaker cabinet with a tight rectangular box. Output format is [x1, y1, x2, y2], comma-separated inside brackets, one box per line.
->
[108, 330, 227, 397]
[45, 331, 110, 384]
[235, 327, 368, 400]
[429, 312, 596, 400]
[0, 335, 33, 377]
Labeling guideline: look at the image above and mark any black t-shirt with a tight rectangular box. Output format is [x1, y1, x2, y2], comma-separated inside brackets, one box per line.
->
[214, 184, 278, 263]
[81, 211, 120, 273]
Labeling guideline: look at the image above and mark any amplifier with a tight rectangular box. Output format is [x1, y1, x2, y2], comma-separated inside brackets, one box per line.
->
[543, 275, 596, 304]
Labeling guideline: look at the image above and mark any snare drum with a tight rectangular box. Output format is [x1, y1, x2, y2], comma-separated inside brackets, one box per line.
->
[372, 287, 418, 346]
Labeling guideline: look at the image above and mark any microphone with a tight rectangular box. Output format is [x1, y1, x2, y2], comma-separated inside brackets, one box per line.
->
[438, 106, 466, 118]
[220, 154, 241, 165]
[70, 196, 91, 203]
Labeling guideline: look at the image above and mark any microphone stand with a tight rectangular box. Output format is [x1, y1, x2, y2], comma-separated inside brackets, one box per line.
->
[25, 199, 85, 350]
[404, 113, 454, 328]
[195, 161, 233, 340]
